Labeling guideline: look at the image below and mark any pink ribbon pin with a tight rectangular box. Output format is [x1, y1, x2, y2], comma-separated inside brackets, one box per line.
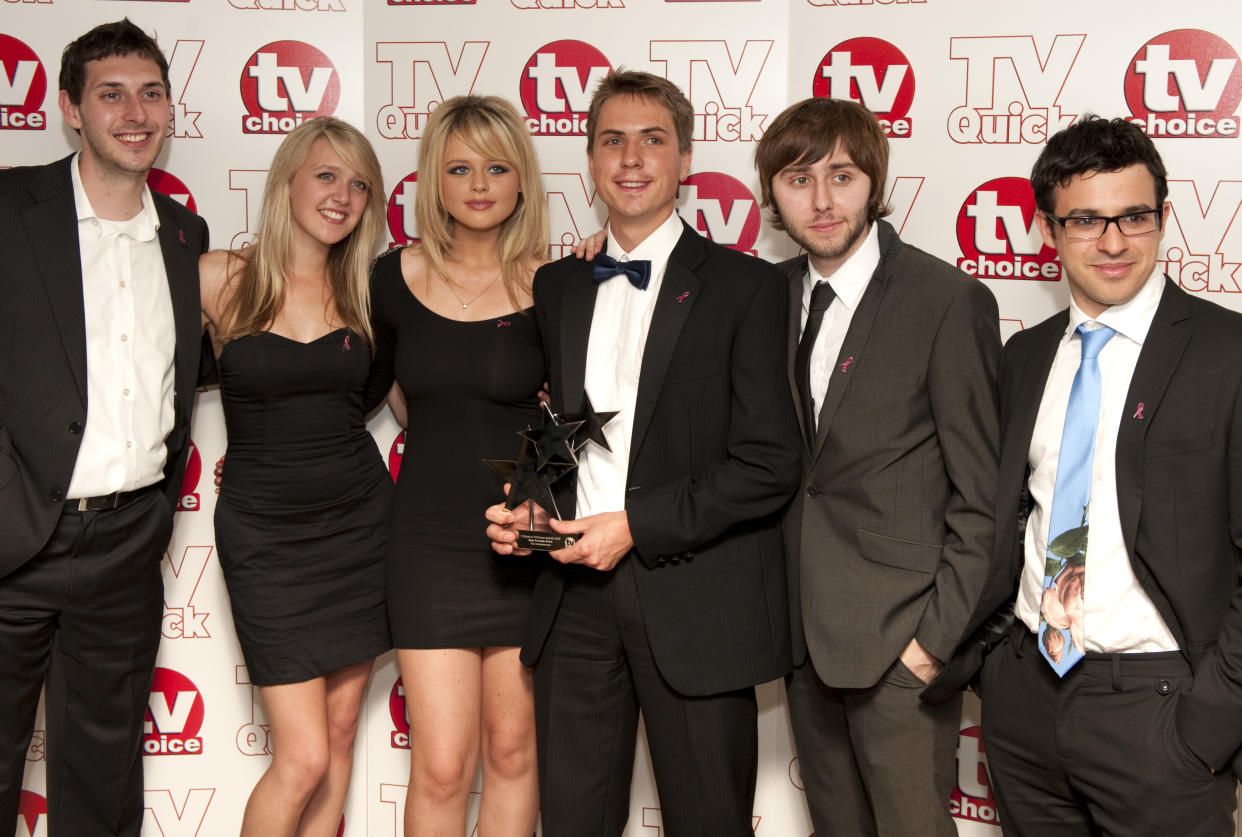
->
[178, 230, 186, 246]
[342, 334, 351, 350]
[840, 356, 854, 372]
[1133, 401, 1144, 420]
[676, 291, 689, 303]
[497, 319, 511, 328]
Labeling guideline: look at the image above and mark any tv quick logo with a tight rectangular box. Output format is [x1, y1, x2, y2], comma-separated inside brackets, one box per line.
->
[228, 169, 268, 250]
[512, 0, 621, 8]
[167, 40, 203, 139]
[947, 35, 1082, 144]
[956, 177, 1061, 280]
[649, 40, 772, 142]
[25, 727, 44, 762]
[0, 34, 47, 130]
[951, 726, 999, 824]
[388, 430, 406, 481]
[1162, 179, 1242, 293]
[1125, 30, 1242, 139]
[812, 38, 914, 138]
[162, 544, 213, 640]
[520, 41, 612, 137]
[679, 172, 760, 254]
[235, 666, 273, 756]
[390, 677, 410, 748]
[375, 41, 487, 140]
[240, 41, 340, 135]
[389, 0, 475, 5]
[143, 790, 214, 837]
[16, 791, 45, 837]
[386, 172, 419, 248]
[544, 171, 605, 259]
[230, 0, 346, 9]
[144, 668, 205, 756]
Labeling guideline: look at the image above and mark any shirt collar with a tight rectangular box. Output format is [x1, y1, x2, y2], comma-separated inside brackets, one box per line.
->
[1065, 267, 1165, 347]
[71, 152, 161, 242]
[804, 221, 880, 311]
[605, 210, 683, 265]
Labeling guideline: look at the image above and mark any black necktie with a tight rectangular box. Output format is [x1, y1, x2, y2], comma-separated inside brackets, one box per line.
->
[795, 280, 836, 447]
[592, 253, 652, 290]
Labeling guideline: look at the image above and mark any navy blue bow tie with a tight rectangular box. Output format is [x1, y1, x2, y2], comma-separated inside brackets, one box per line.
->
[592, 253, 652, 290]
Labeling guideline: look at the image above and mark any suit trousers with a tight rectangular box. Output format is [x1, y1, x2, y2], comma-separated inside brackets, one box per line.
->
[979, 628, 1237, 837]
[0, 489, 169, 837]
[785, 656, 961, 837]
[533, 560, 758, 837]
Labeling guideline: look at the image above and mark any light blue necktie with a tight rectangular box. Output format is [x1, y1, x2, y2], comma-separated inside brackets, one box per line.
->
[1038, 323, 1115, 675]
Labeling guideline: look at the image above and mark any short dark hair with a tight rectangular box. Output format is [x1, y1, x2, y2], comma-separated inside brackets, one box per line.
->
[59, 19, 170, 105]
[585, 68, 694, 154]
[1030, 115, 1168, 213]
[754, 97, 890, 229]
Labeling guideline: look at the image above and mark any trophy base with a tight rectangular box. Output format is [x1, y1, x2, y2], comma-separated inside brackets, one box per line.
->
[516, 530, 580, 551]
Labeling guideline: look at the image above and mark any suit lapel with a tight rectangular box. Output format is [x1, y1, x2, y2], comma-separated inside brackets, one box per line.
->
[809, 261, 888, 459]
[155, 200, 202, 397]
[630, 224, 704, 469]
[1003, 314, 1065, 491]
[558, 259, 598, 412]
[23, 161, 88, 403]
[785, 257, 810, 447]
[1116, 279, 1191, 559]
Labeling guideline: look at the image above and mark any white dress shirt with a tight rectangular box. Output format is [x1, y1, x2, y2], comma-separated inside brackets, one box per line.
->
[66, 153, 176, 499]
[800, 222, 881, 417]
[1014, 268, 1178, 652]
[575, 211, 684, 518]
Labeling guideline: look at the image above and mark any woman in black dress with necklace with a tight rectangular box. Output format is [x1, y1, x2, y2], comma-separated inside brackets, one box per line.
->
[369, 95, 547, 837]
[199, 118, 390, 836]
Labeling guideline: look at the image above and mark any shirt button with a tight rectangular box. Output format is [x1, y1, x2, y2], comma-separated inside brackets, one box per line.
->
[122, 388, 130, 397]
[119, 280, 127, 288]
[126, 441, 133, 449]
[121, 334, 129, 342]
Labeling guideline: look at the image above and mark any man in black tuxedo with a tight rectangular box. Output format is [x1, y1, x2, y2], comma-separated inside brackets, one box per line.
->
[487, 70, 800, 835]
[965, 116, 1241, 834]
[0, 20, 207, 836]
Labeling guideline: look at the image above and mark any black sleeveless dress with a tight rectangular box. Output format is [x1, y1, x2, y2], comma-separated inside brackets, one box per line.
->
[215, 328, 392, 686]
[371, 249, 544, 648]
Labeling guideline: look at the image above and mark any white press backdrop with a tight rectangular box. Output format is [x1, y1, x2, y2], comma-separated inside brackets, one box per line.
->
[3, 0, 1241, 833]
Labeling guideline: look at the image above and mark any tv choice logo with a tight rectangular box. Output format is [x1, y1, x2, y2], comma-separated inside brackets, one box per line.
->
[0, 34, 47, 131]
[1124, 30, 1242, 139]
[951, 725, 999, 824]
[144, 667, 205, 756]
[388, 430, 405, 481]
[162, 544, 213, 639]
[240, 41, 340, 135]
[520, 41, 612, 137]
[386, 172, 419, 247]
[376, 41, 487, 140]
[389, 676, 411, 749]
[16, 791, 45, 837]
[167, 40, 204, 139]
[143, 790, 214, 836]
[680, 172, 760, 254]
[230, 0, 346, 9]
[812, 38, 914, 138]
[1162, 178, 1242, 294]
[956, 177, 1061, 281]
[947, 35, 1082, 145]
[650, 40, 772, 143]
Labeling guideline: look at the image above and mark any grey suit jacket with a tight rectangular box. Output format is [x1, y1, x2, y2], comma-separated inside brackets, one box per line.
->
[0, 156, 208, 576]
[782, 219, 1001, 689]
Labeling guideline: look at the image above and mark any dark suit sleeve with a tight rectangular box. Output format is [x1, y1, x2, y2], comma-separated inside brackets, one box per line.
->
[1177, 379, 1242, 770]
[914, 278, 1001, 662]
[625, 265, 801, 562]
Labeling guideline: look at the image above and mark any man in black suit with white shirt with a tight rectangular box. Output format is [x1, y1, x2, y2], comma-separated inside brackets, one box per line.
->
[0, 20, 207, 836]
[487, 70, 800, 836]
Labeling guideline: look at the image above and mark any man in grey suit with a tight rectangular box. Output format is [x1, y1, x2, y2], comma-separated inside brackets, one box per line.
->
[755, 97, 1000, 835]
[0, 20, 207, 836]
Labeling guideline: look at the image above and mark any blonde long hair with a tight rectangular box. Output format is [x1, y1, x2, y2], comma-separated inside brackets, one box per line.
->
[414, 96, 548, 310]
[217, 117, 385, 347]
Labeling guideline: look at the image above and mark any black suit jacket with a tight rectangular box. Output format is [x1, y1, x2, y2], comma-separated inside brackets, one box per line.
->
[0, 155, 208, 577]
[780, 220, 1001, 689]
[520, 219, 802, 696]
[966, 278, 1242, 770]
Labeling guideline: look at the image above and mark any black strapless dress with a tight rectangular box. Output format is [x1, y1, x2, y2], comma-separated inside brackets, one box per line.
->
[371, 250, 544, 648]
[215, 328, 392, 686]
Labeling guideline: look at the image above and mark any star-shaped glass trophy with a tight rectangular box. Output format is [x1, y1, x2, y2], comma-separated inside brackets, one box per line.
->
[485, 393, 618, 551]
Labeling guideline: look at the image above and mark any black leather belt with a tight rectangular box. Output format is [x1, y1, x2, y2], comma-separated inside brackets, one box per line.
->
[65, 486, 156, 512]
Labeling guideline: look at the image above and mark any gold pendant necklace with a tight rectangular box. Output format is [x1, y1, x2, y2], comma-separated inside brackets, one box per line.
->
[441, 270, 502, 309]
